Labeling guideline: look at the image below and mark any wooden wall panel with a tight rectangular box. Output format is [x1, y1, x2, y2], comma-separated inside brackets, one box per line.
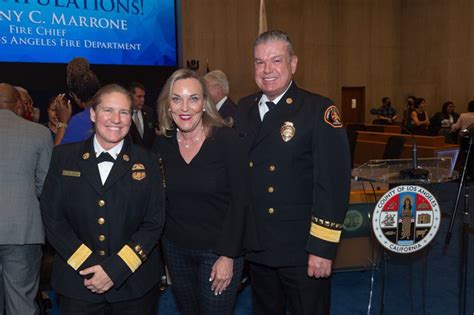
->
[180, 0, 472, 122]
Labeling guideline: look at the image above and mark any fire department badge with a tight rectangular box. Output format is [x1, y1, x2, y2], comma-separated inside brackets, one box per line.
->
[324, 105, 343, 128]
[131, 163, 146, 181]
[280, 121, 296, 142]
[372, 185, 441, 254]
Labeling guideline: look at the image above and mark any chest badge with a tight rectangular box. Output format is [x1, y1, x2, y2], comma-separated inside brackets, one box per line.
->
[132, 163, 146, 181]
[280, 121, 296, 142]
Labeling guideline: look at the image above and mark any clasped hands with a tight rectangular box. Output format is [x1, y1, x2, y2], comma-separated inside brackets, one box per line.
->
[79, 265, 114, 294]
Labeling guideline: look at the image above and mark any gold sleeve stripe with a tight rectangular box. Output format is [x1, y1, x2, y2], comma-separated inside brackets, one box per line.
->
[67, 244, 92, 271]
[117, 245, 142, 272]
[310, 223, 342, 243]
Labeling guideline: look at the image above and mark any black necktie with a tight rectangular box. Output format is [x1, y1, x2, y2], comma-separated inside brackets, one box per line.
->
[266, 101, 276, 111]
[96, 152, 115, 164]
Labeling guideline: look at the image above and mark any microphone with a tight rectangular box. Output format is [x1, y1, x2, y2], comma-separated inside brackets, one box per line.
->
[397, 122, 429, 180]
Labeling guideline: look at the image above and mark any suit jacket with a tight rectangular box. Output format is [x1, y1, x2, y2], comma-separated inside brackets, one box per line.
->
[129, 105, 157, 150]
[235, 83, 351, 267]
[0, 109, 53, 244]
[218, 97, 237, 120]
[40, 137, 165, 303]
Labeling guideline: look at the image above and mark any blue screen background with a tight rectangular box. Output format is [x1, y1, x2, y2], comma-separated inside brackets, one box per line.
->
[0, 0, 177, 66]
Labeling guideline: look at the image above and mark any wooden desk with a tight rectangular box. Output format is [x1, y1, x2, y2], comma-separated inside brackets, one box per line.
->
[347, 123, 401, 133]
[353, 131, 459, 165]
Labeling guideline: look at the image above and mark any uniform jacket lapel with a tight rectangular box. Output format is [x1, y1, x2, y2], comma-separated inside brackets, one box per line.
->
[253, 83, 301, 148]
[77, 137, 104, 195]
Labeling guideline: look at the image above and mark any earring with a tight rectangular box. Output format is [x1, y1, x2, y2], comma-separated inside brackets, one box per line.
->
[203, 108, 206, 112]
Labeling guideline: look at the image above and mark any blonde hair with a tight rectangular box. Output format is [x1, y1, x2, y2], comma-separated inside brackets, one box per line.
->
[157, 68, 231, 137]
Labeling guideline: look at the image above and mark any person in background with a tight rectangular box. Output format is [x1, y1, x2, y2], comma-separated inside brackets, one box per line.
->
[235, 30, 351, 315]
[44, 94, 72, 145]
[402, 95, 416, 133]
[128, 82, 158, 150]
[410, 97, 430, 135]
[374, 97, 398, 124]
[451, 100, 474, 134]
[430, 101, 459, 143]
[16, 86, 41, 122]
[0, 83, 53, 315]
[59, 57, 101, 145]
[203, 70, 237, 120]
[40, 84, 165, 315]
[153, 69, 251, 315]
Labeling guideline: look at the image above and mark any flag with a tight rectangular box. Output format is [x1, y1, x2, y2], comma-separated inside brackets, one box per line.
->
[259, 0, 267, 35]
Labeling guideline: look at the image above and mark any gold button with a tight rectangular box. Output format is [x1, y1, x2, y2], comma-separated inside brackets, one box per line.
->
[98, 218, 105, 225]
[249, 161, 254, 167]
[98, 200, 105, 207]
[268, 187, 274, 193]
[268, 207, 274, 214]
[98, 235, 106, 242]
[269, 165, 276, 171]
[98, 250, 105, 256]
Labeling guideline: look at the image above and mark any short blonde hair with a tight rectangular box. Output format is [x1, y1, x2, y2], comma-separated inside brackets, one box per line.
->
[157, 68, 231, 137]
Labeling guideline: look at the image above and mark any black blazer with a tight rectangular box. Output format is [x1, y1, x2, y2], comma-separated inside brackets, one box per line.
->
[218, 98, 237, 120]
[40, 137, 165, 303]
[129, 105, 158, 150]
[235, 83, 351, 267]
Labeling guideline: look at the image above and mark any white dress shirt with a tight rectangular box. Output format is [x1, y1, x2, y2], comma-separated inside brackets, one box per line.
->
[258, 82, 293, 121]
[94, 136, 124, 185]
[215, 96, 228, 112]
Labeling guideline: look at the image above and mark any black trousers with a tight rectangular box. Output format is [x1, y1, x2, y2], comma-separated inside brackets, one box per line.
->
[59, 284, 160, 315]
[162, 239, 244, 315]
[249, 262, 330, 315]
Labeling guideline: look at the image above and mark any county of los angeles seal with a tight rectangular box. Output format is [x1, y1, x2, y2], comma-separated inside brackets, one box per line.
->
[372, 185, 441, 254]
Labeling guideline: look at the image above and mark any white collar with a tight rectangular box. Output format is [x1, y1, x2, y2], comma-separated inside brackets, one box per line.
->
[215, 96, 228, 111]
[259, 81, 293, 107]
[93, 135, 124, 159]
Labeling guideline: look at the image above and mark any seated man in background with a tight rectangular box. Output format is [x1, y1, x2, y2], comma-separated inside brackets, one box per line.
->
[374, 96, 397, 124]
[203, 70, 237, 120]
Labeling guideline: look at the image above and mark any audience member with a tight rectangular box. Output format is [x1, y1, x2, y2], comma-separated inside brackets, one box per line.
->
[430, 101, 459, 143]
[374, 96, 397, 124]
[235, 30, 351, 315]
[0, 83, 53, 314]
[40, 84, 165, 315]
[128, 82, 157, 150]
[402, 95, 416, 132]
[410, 97, 430, 135]
[153, 69, 249, 314]
[16, 86, 41, 122]
[60, 57, 101, 144]
[451, 100, 474, 133]
[44, 94, 72, 144]
[203, 70, 237, 120]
